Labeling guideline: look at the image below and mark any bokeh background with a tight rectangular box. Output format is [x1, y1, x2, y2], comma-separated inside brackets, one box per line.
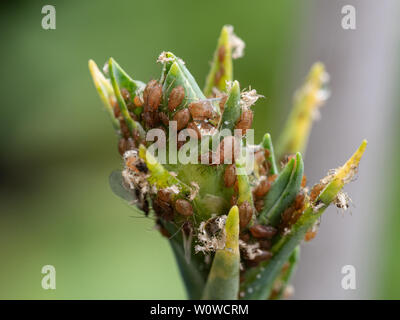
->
[0, 0, 399, 299]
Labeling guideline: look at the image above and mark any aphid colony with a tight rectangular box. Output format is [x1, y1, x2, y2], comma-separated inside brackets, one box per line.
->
[107, 52, 323, 282]
[90, 24, 367, 301]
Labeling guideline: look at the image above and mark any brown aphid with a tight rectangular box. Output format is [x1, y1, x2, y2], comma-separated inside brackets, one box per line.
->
[121, 88, 131, 102]
[224, 164, 236, 188]
[214, 66, 225, 84]
[173, 108, 190, 130]
[268, 174, 278, 184]
[254, 150, 266, 165]
[235, 109, 253, 134]
[143, 110, 160, 128]
[125, 137, 136, 152]
[143, 80, 158, 105]
[182, 220, 193, 236]
[281, 154, 296, 167]
[153, 198, 174, 221]
[156, 219, 171, 238]
[230, 194, 238, 207]
[249, 224, 277, 239]
[175, 199, 193, 216]
[218, 45, 226, 62]
[304, 230, 317, 242]
[259, 166, 267, 176]
[233, 180, 239, 193]
[281, 206, 296, 224]
[187, 122, 201, 139]
[118, 138, 127, 156]
[258, 239, 272, 250]
[291, 210, 302, 225]
[159, 225, 171, 238]
[119, 119, 131, 139]
[238, 201, 253, 229]
[301, 174, 307, 188]
[128, 111, 138, 121]
[132, 128, 141, 143]
[254, 199, 264, 212]
[177, 139, 186, 150]
[310, 183, 325, 202]
[239, 232, 250, 242]
[294, 192, 305, 211]
[217, 136, 240, 165]
[157, 189, 172, 204]
[168, 86, 185, 112]
[253, 179, 271, 198]
[159, 112, 170, 127]
[219, 94, 228, 114]
[148, 82, 162, 111]
[133, 95, 144, 107]
[198, 121, 217, 136]
[252, 250, 272, 263]
[188, 101, 213, 120]
[113, 105, 121, 118]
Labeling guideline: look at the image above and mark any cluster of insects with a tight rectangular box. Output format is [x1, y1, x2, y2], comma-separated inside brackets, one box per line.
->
[103, 46, 328, 291]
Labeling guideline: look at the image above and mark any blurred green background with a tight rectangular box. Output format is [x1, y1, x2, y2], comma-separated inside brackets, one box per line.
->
[0, 0, 399, 299]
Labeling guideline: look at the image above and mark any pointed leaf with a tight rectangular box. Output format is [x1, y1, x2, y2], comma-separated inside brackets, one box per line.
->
[204, 25, 233, 97]
[138, 145, 192, 196]
[260, 153, 304, 226]
[220, 80, 241, 132]
[161, 61, 204, 115]
[88, 60, 120, 131]
[202, 206, 240, 300]
[261, 133, 278, 175]
[108, 58, 145, 139]
[271, 246, 300, 300]
[108, 170, 145, 215]
[159, 52, 204, 99]
[241, 140, 367, 300]
[164, 221, 207, 300]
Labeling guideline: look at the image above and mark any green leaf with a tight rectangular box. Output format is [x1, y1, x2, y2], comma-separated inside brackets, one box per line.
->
[109, 170, 136, 203]
[108, 170, 145, 215]
[159, 52, 204, 100]
[259, 153, 304, 226]
[261, 133, 278, 175]
[138, 145, 192, 196]
[272, 246, 300, 299]
[108, 58, 145, 139]
[241, 140, 367, 300]
[165, 221, 207, 300]
[235, 156, 253, 205]
[220, 80, 241, 132]
[204, 25, 233, 97]
[161, 60, 205, 115]
[202, 206, 240, 300]
[88, 60, 120, 131]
